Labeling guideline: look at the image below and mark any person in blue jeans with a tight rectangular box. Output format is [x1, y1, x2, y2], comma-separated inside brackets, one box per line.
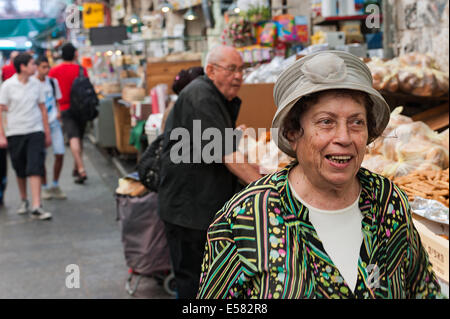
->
[35, 56, 66, 200]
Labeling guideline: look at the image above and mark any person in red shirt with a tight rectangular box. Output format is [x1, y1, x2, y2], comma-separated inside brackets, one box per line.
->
[49, 43, 88, 183]
[1, 51, 19, 82]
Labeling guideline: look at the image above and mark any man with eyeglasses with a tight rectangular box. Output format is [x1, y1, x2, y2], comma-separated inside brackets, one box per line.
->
[159, 45, 262, 298]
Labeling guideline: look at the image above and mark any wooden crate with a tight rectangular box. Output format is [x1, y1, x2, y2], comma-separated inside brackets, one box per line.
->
[146, 60, 201, 94]
[112, 101, 137, 154]
[412, 103, 449, 131]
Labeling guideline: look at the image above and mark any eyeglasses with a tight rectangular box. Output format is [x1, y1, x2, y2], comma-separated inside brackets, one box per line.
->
[212, 63, 245, 74]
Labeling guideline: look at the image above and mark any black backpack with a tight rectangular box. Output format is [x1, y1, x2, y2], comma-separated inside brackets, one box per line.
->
[69, 65, 99, 123]
[137, 134, 164, 192]
[49, 77, 56, 99]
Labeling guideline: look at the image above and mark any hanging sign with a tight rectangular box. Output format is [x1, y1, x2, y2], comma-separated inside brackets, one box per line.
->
[83, 3, 105, 29]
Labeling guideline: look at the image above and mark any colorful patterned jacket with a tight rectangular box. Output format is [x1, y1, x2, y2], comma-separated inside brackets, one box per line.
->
[197, 165, 445, 299]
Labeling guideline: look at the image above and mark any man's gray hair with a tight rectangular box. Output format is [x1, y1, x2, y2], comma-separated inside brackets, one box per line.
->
[204, 45, 233, 72]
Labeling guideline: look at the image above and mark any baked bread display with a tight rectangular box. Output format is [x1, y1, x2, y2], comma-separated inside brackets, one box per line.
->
[365, 53, 449, 97]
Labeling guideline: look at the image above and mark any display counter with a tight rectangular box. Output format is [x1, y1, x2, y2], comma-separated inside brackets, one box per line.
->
[91, 96, 118, 148]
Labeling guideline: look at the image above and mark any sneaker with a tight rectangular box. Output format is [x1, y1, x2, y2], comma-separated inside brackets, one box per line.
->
[42, 188, 53, 200]
[30, 207, 52, 220]
[50, 186, 67, 199]
[17, 200, 29, 214]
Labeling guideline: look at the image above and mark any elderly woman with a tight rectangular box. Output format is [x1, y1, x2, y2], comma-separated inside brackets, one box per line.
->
[197, 51, 444, 299]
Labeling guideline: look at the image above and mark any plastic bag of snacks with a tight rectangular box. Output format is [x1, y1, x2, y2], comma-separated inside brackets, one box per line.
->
[365, 107, 450, 178]
[273, 14, 296, 43]
[259, 22, 277, 47]
[366, 53, 449, 97]
[294, 16, 309, 43]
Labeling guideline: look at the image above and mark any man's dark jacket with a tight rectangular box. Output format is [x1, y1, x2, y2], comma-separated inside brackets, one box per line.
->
[158, 75, 242, 230]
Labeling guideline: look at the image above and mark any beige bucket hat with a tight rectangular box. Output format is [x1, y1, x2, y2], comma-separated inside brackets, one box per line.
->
[272, 50, 391, 158]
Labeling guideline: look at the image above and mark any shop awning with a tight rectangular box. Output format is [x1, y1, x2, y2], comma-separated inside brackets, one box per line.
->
[0, 18, 57, 38]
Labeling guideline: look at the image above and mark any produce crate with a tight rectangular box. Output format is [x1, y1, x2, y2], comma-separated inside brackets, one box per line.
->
[413, 214, 449, 284]
[113, 101, 137, 154]
[411, 103, 449, 132]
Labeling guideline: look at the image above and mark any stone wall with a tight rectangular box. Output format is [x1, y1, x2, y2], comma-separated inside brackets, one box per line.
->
[392, 0, 449, 70]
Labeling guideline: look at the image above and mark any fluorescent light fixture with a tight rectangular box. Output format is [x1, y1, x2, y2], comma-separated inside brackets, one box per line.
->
[184, 8, 197, 21]
[17, 0, 40, 12]
[0, 40, 17, 48]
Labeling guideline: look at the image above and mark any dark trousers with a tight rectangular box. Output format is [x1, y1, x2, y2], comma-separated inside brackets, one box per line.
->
[163, 221, 207, 299]
[0, 148, 6, 205]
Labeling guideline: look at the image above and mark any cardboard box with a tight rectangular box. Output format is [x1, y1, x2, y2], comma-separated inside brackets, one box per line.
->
[130, 101, 152, 121]
[412, 214, 449, 284]
[237, 83, 276, 132]
[112, 101, 137, 154]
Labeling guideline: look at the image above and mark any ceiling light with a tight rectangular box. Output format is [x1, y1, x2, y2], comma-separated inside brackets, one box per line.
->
[184, 8, 197, 21]
[159, 2, 173, 13]
[228, 2, 241, 14]
[129, 14, 139, 25]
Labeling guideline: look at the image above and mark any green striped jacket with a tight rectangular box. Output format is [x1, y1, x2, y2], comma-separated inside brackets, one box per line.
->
[197, 164, 445, 299]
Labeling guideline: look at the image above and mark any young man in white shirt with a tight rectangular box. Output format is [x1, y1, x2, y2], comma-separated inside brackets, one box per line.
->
[0, 53, 52, 220]
[35, 56, 66, 200]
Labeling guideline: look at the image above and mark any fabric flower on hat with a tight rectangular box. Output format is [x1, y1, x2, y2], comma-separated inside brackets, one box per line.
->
[300, 53, 347, 84]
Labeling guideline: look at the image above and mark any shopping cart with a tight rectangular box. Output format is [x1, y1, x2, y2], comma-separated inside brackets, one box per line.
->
[115, 190, 176, 296]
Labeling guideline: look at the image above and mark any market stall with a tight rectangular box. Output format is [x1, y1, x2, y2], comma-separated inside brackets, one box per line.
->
[80, 0, 450, 291]
[82, 41, 203, 157]
[234, 48, 449, 291]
